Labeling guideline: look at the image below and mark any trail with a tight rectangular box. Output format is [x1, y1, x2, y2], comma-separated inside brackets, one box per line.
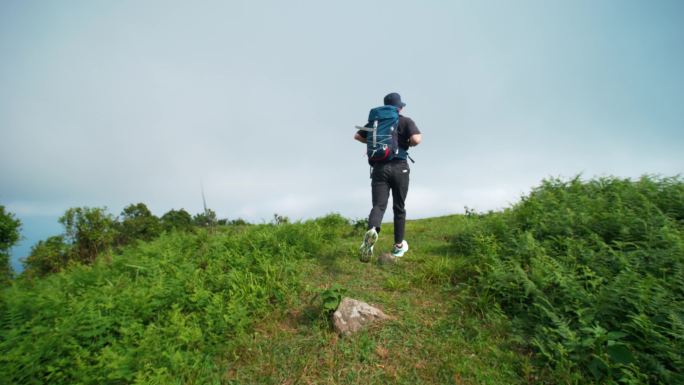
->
[221, 216, 534, 385]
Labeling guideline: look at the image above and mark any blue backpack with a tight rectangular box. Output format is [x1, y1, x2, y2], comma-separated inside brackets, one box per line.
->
[358, 105, 401, 164]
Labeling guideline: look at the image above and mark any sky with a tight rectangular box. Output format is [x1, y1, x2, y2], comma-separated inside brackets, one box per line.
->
[2, 0, 683, 271]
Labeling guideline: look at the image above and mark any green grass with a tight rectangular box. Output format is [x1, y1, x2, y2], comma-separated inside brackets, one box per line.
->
[2, 175, 682, 384]
[1, 215, 531, 384]
[451, 176, 684, 384]
[220, 216, 531, 385]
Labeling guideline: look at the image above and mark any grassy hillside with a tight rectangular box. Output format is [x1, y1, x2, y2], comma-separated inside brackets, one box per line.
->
[1, 176, 683, 384]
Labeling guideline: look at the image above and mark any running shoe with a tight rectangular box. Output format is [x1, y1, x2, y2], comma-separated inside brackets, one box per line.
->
[359, 228, 378, 262]
[391, 240, 409, 257]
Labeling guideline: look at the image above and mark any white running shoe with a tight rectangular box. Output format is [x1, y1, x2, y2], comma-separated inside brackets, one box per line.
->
[391, 240, 409, 257]
[359, 228, 378, 263]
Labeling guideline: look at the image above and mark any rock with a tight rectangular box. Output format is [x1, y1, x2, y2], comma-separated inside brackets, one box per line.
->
[377, 252, 397, 265]
[332, 297, 390, 336]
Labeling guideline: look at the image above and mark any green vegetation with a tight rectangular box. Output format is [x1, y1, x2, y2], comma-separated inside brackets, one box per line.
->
[193, 209, 218, 228]
[117, 203, 162, 244]
[1, 175, 682, 384]
[320, 284, 347, 313]
[0, 205, 22, 284]
[22, 235, 69, 277]
[21, 204, 228, 277]
[160, 209, 194, 232]
[452, 176, 684, 384]
[1, 220, 328, 384]
[60, 207, 119, 265]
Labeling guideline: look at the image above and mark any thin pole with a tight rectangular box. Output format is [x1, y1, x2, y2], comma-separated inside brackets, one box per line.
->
[201, 180, 208, 217]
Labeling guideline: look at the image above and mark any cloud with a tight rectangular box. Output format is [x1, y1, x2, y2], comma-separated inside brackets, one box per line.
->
[1, 0, 683, 228]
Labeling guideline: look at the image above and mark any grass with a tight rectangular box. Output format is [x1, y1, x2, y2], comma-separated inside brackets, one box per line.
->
[2, 175, 682, 384]
[1, 215, 532, 385]
[219, 216, 534, 385]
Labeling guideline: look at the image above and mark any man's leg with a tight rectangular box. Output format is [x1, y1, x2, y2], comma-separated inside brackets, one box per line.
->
[360, 164, 390, 262]
[390, 162, 410, 245]
[368, 164, 390, 233]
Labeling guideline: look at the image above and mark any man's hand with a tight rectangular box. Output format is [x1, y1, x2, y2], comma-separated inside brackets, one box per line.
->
[354, 132, 367, 143]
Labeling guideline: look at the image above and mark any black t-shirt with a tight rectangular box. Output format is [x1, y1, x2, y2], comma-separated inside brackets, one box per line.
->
[357, 115, 421, 151]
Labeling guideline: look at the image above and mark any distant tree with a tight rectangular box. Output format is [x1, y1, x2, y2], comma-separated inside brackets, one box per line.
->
[0, 206, 21, 284]
[23, 235, 69, 277]
[118, 203, 161, 244]
[193, 209, 217, 227]
[228, 218, 250, 226]
[60, 207, 117, 264]
[161, 209, 193, 231]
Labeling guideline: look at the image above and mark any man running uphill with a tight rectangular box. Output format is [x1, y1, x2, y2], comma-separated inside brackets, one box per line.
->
[354, 92, 422, 262]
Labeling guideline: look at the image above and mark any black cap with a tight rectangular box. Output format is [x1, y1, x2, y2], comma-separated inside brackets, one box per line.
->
[383, 92, 406, 108]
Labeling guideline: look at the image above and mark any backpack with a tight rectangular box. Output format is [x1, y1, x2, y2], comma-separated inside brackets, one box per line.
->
[358, 105, 401, 164]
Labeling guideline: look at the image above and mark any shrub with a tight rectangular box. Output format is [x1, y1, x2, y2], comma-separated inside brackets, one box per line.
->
[452, 176, 684, 384]
[352, 218, 369, 234]
[193, 209, 217, 227]
[227, 218, 250, 226]
[0, 221, 324, 384]
[117, 203, 161, 244]
[311, 213, 350, 241]
[160, 208, 193, 232]
[23, 236, 70, 277]
[60, 207, 118, 264]
[320, 284, 346, 314]
[0, 206, 21, 284]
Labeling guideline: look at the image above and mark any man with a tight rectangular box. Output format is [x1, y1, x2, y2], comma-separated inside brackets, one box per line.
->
[354, 92, 422, 262]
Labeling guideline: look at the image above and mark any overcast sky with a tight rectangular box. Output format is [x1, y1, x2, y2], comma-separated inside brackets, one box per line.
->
[2, 0, 683, 268]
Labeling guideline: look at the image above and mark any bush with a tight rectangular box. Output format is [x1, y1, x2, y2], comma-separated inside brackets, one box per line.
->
[0, 206, 21, 284]
[0, 221, 328, 384]
[193, 209, 217, 227]
[23, 236, 70, 277]
[352, 217, 369, 234]
[60, 207, 118, 264]
[117, 203, 161, 244]
[452, 176, 684, 384]
[160, 208, 193, 232]
[227, 218, 250, 226]
[23, 207, 118, 276]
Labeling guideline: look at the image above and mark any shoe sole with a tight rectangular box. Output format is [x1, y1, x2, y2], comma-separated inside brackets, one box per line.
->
[359, 230, 377, 263]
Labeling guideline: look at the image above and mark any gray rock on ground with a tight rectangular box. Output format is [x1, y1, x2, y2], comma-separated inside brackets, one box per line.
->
[377, 252, 398, 265]
[332, 297, 390, 336]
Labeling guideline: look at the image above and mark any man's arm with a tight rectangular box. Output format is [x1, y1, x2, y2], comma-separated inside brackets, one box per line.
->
[409, 133, 422, 147]
[354, 132, 367, 143]
[402, 116, 421, 147]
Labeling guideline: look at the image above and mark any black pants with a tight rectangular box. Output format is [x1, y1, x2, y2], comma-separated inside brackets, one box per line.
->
[368, 160, 410, 244]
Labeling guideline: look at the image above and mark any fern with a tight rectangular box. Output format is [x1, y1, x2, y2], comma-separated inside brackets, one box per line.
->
[452, 175, 684, 383]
